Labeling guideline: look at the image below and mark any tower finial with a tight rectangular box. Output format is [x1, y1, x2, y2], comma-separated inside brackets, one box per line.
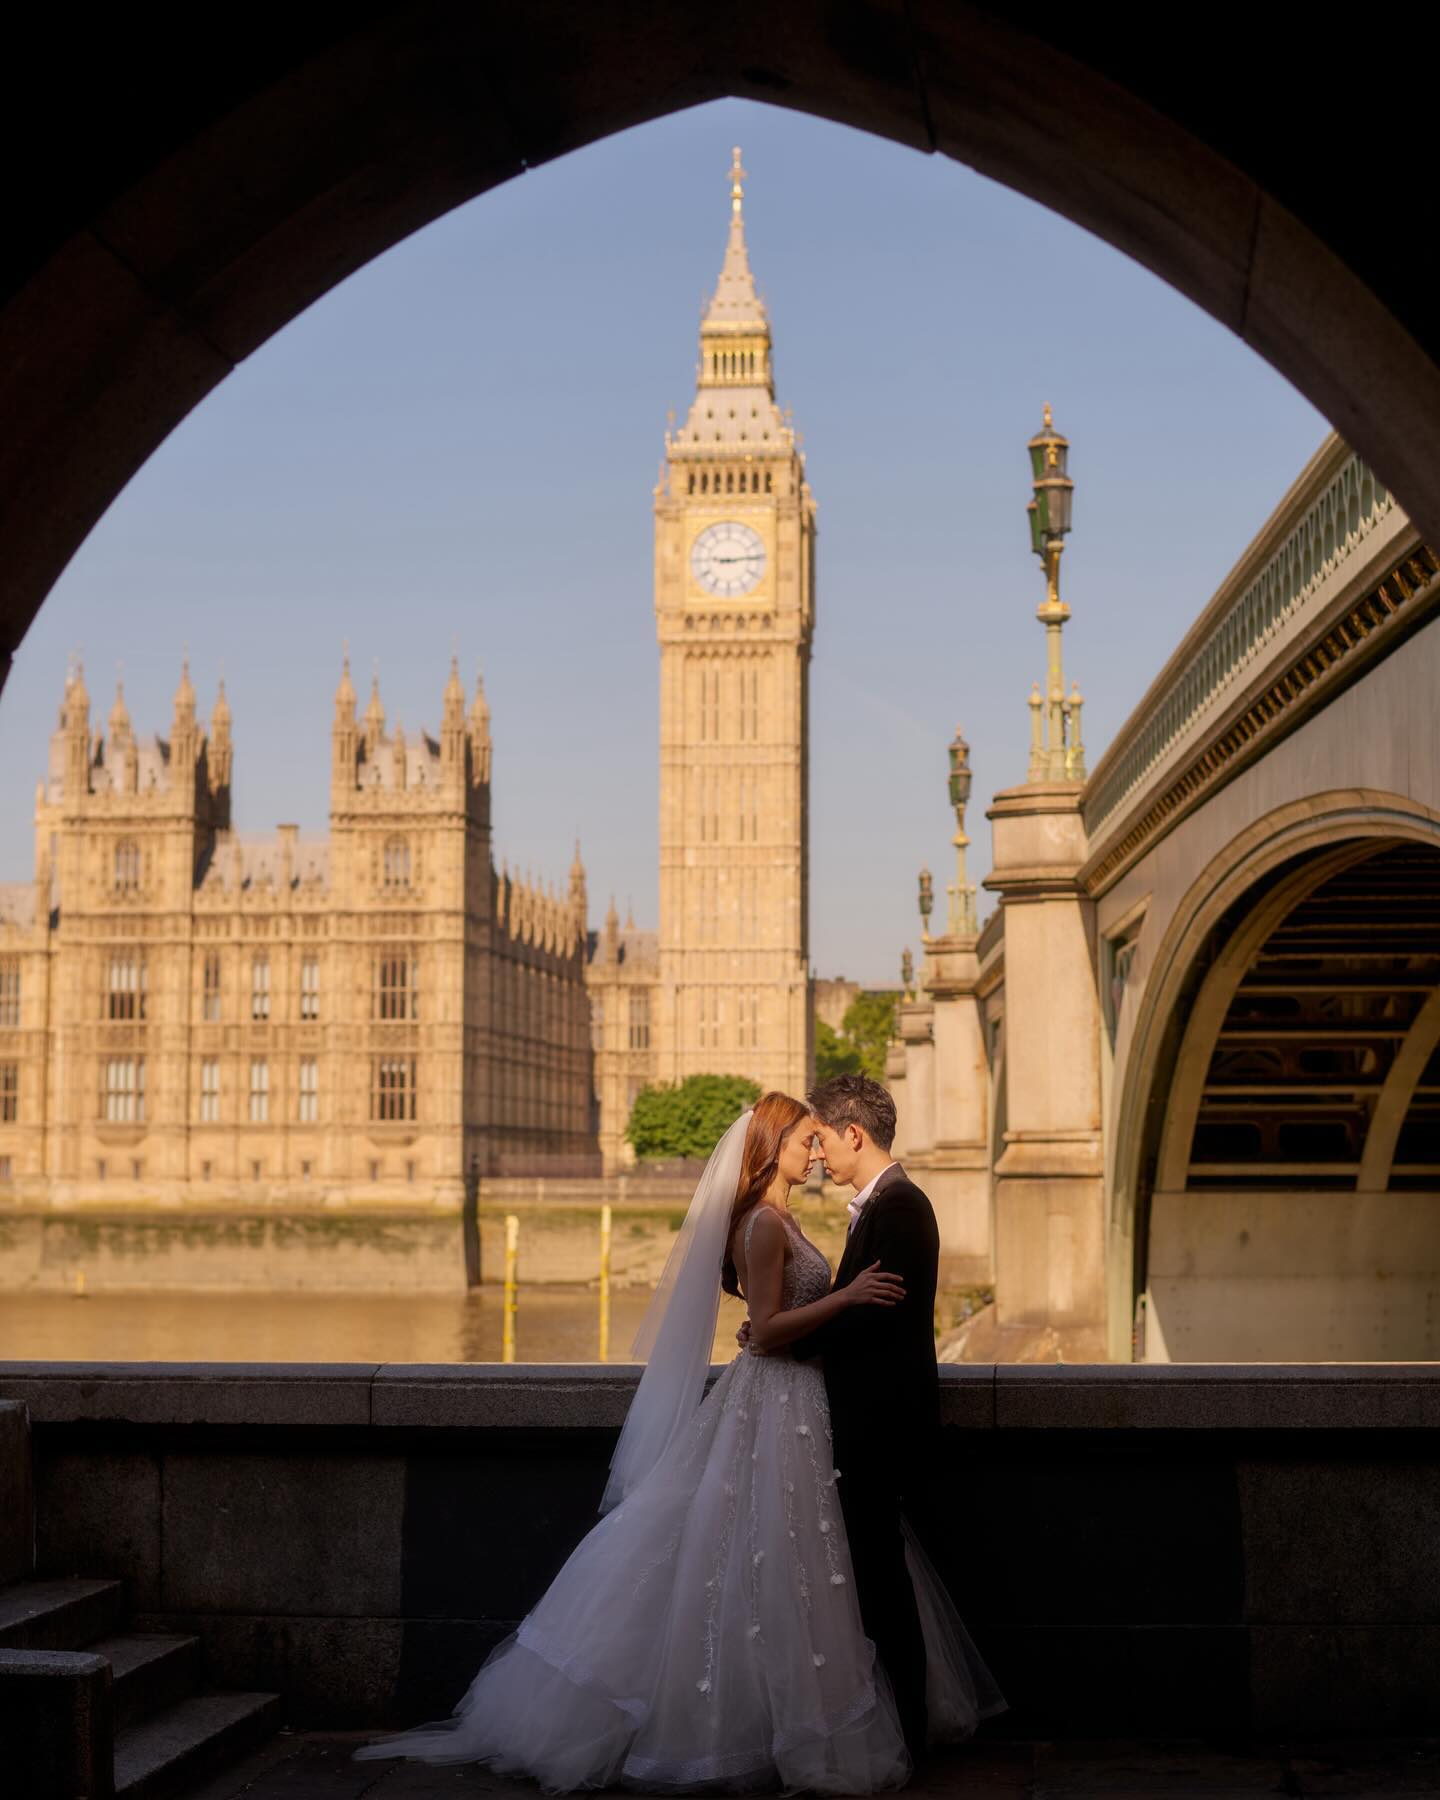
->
[730, 145, 745, 216]
[1043, 401, 1053, 429]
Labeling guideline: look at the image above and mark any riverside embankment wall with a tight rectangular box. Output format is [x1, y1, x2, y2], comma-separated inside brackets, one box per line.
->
[0, 1175, 730, 1293]
[1, 1362, 1437, 1739]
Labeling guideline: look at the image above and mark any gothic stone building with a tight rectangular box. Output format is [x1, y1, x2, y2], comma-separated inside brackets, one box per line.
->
[0, 658, 595, 1205]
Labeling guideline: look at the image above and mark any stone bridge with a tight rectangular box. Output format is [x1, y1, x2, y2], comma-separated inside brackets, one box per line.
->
[895, 434, 1440, 1363]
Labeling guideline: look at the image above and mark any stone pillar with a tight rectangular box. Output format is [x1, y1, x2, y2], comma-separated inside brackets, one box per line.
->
[984, 782, 1105, 1359]
[896, 997, 934, 1160]
[885, 1039, 909, 1161]
[915, 934, 993, 1287]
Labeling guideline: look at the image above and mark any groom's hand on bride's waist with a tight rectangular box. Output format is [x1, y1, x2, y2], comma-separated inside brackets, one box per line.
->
[736, 1320, 766, 1354]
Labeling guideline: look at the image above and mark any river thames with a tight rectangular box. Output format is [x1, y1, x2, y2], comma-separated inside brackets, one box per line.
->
[0, 1285, 753, 1364]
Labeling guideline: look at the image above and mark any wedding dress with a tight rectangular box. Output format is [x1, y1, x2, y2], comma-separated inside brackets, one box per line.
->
[358, 1114, 1003, 1792]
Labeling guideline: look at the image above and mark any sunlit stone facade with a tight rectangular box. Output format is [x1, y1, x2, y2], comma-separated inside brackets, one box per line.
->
[0, 659, 595, 1206]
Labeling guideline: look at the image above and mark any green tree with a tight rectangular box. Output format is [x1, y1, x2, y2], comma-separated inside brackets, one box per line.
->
[625, 1073, 762, 1161]
[841, 991, 899, 1081]
[813, 991, 899, 1084]
[814, 1017, 861, 1081]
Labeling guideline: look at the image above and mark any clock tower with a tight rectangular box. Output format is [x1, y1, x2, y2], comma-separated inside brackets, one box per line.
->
[654, 149, 815, 1100]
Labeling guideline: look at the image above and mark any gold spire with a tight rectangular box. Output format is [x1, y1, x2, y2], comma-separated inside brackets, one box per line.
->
[700, 145, 768, 340]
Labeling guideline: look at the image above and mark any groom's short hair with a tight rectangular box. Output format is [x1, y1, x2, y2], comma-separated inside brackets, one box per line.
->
[806, 1074, 897, 1153]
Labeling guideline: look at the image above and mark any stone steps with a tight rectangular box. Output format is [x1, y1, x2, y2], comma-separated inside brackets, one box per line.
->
[0, 1396, 282, 1797]
[114, 1690, 284, 1799]
[0, 1575, 125, 1649]
[100, 1631, 203, 1732]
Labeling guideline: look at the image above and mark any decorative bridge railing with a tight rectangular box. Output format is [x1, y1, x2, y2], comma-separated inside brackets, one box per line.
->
[1082, 435, 1415, 864]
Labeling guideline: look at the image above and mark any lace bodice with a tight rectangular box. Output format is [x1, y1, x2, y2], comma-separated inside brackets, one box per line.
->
[742, 1206, 832, 1311]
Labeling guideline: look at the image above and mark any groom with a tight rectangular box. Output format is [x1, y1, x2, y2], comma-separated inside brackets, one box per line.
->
[743, 1072, 942, 1760]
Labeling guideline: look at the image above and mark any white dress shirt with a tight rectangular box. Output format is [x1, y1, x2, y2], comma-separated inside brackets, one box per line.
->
[846, 1161, 898, 1234]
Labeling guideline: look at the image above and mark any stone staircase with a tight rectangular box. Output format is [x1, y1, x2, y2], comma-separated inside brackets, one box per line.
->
[0, 1400, 280, 1797]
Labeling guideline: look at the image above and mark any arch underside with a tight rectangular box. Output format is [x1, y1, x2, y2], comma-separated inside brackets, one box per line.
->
[3, 7, 1440, 676]
[1146, 844, 1440, 1361]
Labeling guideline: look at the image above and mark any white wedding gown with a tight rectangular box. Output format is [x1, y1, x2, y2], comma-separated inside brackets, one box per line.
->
[358, 1209, 1004, 1792]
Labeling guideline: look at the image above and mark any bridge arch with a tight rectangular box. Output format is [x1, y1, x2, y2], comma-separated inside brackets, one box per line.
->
[2, 10, 1440, 675]
[1113, 794, 1440, 1360]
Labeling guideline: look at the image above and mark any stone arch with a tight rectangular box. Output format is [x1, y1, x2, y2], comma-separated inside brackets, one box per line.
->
[1112, 793, 1440, 1361]
[3, 11, 1440, 674]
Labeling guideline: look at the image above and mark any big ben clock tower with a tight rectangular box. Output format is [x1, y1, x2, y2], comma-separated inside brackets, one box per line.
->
[654, 149, 815, 1100]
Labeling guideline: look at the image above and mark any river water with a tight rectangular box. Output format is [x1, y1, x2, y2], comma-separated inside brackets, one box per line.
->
[0, 1286, 752, 1365]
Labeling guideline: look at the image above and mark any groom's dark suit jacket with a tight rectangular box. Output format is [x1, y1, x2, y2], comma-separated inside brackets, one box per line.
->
[791, 1162, 941, 1480]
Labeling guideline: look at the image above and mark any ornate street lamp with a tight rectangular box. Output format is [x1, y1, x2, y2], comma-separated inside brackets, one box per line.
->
[1025, 405, 1085, 782]
[946, 726, 978, 935]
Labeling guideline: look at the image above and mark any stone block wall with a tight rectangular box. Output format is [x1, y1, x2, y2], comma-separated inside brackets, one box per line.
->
[1, 1363, 1437, 1736]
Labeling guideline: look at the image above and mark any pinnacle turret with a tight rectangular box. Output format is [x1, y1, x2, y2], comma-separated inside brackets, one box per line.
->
[363, 673, 385, 754]
[108, 678, 132, 746]
[173, 657, 196, 725]
[334, 653, 357, 721]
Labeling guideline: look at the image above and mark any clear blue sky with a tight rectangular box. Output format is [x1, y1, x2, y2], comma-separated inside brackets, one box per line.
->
[1, 99, 1326, 984]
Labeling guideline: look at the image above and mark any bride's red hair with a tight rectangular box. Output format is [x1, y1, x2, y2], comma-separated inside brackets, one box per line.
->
[720, 1091, 810, 1298]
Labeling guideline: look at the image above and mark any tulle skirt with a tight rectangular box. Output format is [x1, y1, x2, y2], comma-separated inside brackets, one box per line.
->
[357, 1351, 1004, 1791]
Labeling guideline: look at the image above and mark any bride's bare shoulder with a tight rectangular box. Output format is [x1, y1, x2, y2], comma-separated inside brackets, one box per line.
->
[734, 1204, 786, 1262]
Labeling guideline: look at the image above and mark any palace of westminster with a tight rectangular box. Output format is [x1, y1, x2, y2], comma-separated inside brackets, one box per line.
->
[0, 151, 814, 1201]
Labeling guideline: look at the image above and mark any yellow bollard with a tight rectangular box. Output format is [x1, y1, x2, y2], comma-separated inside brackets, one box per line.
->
[502, 1214, 519, 1365]
[598, 1203, 612, 1362]
[73, 1269, 87, 1300]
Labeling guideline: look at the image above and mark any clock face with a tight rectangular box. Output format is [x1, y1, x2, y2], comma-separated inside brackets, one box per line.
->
[691, 521, 766, 598]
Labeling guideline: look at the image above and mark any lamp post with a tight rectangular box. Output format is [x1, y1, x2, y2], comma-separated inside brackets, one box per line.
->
[946, 725, 977, 935]
[1026, 405, 1084, 782]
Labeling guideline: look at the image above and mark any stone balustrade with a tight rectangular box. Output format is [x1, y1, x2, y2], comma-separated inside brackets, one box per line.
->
[1083, 437, 1410, 855]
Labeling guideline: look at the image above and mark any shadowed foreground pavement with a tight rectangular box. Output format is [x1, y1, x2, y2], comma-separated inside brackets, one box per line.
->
[178, 1731, 1440, 1797]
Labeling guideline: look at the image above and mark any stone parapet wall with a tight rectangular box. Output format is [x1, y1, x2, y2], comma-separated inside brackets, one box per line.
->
[2, 1362, 1438, 1738]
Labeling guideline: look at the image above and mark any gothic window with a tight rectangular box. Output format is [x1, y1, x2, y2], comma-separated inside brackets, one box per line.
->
[764, 470, 773, 493]
[373, 951, 419, 1021]
[106, 952, 146, 1021]
[725, 470, 734, 493]
[628, 988, 650, 1051]
[0, 1063, 17, 1122]
[0, 1157, 12, 1182]
[248, 1058, 269, 1122]
[199, 1059, 220, 1122]
[383, 837, 412, 889]
[371, 1056, 417, 1122]
[700, 472, 709, 494]
[114, 840, 141, 892]
[250, 956, 270, 1022]
[0, 961, 19, 1027]
[102, 1057, 144, 1123]
[202, 953, 221, 1022]
[298, 1057, 318, 1123]
[300, 955, 320, 1021]
[687, 473, 695, 495]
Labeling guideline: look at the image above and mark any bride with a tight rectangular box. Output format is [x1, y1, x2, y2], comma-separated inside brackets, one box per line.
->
[357, 1093, 1002, 1791]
